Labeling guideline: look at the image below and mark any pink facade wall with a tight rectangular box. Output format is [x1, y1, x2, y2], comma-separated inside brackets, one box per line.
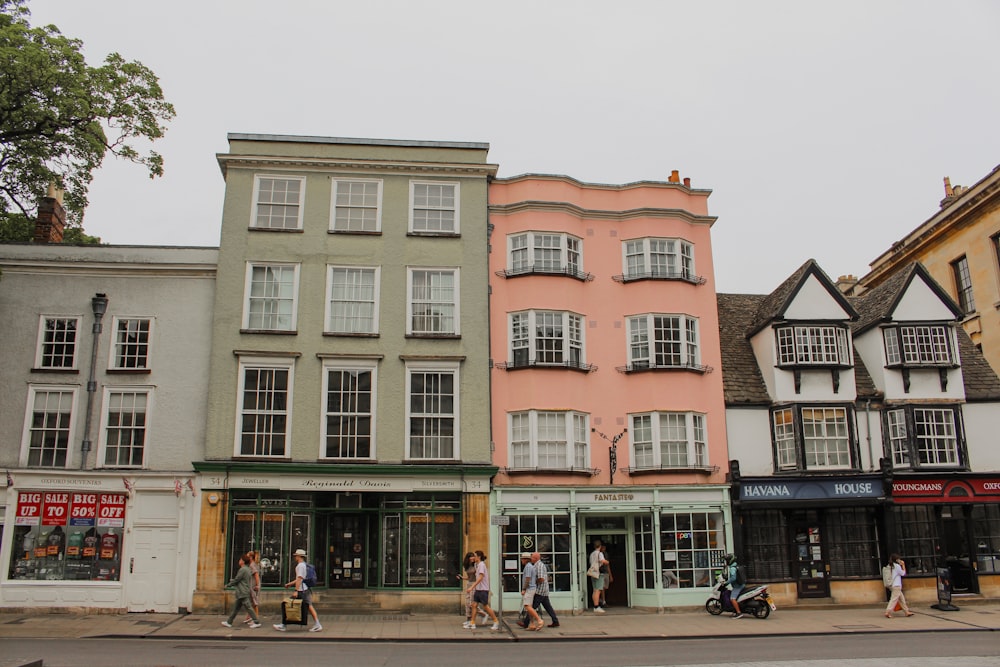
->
[489, 174, 728, 487]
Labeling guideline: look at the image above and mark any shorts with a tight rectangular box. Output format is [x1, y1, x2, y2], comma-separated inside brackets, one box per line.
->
[472, 590, 490, 605]
[593, 574, 607, 590]
[521, 590, 535, 607]
[730, 584, 745, 601]
[298, 588, 313, 605]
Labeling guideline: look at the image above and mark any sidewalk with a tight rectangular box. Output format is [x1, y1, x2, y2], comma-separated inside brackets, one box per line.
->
[1, 601, 998, 643]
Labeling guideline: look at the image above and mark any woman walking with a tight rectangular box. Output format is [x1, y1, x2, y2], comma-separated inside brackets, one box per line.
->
[458, 552, 488, 627]
[884, 553, 915, 618]
[244, 551, 261, 624]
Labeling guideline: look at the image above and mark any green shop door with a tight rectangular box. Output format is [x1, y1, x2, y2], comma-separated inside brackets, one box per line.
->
[327, 515, 366, 588]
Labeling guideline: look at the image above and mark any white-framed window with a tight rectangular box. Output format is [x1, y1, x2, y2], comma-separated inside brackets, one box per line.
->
[775, 325, 851, 366]
[22, 385, 78, 467]
[627, 314, 700, 368]
[243, 263, 300, 331]
[331, 178, 382, 232]
[35, 316, 80, 370]
[251, 175, 304, 230]
[885, 406, 962, 469]
[622, 237, 694, 280]
[405, 361, 458, 460]
[407, 268, 459, 335]
[507, 231, 583, 276]
[409, 181, 459, 234]
[770, 405, 854, 471]
[508, 410, 589, 470]
[236, 358, 293, 458]
[99, 388, 151, 468]
[326, 266, 379, 334]
[322, 361, 376, 459]
[883, 325, 954, 366]
[110, 317, 152, 370]
[629, 412, 707, 469]
[509, 310, 584, 367]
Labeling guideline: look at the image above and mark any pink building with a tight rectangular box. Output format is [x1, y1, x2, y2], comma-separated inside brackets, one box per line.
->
[488, 172, 732, 612]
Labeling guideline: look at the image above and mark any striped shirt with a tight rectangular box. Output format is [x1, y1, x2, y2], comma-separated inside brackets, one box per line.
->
[534, 559, 550, 596]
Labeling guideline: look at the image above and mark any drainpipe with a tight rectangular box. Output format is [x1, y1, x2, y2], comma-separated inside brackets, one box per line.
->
[80, 293, 109, 469]
[864, 399, 874, 471]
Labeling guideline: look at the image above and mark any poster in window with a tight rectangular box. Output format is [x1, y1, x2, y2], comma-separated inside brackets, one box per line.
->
[97, 494, 126, 528]
[15, 492, 42, 526]
[42, 493, 70, 526]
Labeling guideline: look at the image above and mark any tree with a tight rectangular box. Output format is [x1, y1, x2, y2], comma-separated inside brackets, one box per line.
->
[0, 0, 175, 235]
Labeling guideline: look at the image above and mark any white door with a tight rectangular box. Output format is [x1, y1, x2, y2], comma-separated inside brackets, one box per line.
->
[127, 525, 178, 612]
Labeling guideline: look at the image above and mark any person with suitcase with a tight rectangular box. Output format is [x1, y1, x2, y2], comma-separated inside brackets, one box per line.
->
[274, 548, 322, 632]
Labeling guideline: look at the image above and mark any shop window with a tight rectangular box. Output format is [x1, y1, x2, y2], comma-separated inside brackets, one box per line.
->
[743, 510, 791, 582]
[228, 507, 312, 587]
[379, 495, 461, 588]
[825, 507, 878, 577]
[659, 511, 725, 588]
[501, 514, 572, 593]
[972, 505, 1000, 574]
[633, 515, 657, 589]
[892, 505, 939, 575]
[9, 492, 126, 582]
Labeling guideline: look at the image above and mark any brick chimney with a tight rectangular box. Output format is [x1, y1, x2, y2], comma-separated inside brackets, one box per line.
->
[34, 184, 65, 244]
[836, 274, 859, 295]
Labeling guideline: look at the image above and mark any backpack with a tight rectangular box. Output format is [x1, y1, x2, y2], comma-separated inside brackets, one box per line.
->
[734, 564, 746, 586]
[303, 562, 318, 588]
[881, 564, 894, 589]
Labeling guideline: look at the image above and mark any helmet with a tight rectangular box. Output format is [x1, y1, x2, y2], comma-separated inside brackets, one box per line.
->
[724, 553, 735, 565]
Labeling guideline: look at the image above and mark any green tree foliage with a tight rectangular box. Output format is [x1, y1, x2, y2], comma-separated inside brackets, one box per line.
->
[0, 0, 175, 236]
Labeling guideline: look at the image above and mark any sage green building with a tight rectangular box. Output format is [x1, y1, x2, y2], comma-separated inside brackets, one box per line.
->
[194, 134, 498, 612]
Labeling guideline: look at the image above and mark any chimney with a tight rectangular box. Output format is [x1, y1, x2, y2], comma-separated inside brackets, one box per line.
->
[35, 184, 66, 244]
[836, 274, 859, 295]
[683, 177, 691, 187]
[668, 170, 680, 183]
[943, 176, 953, 198]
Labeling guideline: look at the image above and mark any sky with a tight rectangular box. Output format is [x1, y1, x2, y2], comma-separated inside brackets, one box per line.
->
[27, 0, 1000, 294]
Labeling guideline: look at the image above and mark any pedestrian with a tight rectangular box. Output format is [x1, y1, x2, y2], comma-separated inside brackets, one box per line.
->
[724, 553, 744, 619]
[884, 553, 915, 618]
[599, 543, 613, 607]
[222, 555, 262, 628]
[589, 539, 608, 612]
[274, 548, 322, 632]
[458, 551, 488, 626]
[243, 551, 261, 625]
[530, 551, 560, 627]
[519, 552, 544, 631]
[464, 550, 500, 630]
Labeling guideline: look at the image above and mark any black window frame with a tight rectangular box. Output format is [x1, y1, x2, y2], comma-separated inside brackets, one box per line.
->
[769, 403, 860, 473]
[882, 404, 968, 471]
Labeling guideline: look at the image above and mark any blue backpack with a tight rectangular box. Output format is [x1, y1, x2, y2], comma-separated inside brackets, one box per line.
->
[303, 563, 317, 587]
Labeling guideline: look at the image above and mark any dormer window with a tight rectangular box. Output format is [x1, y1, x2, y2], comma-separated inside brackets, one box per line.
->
[883, 325, 954, 367]
[775, 325, 851, 367]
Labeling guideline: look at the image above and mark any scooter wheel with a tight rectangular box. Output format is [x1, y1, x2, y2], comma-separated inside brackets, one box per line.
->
[753, 603, 771, 619]
[705, 599, 724, 615]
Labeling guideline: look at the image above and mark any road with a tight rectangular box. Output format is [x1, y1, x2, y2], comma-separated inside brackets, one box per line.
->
[1, 632, 997, 667]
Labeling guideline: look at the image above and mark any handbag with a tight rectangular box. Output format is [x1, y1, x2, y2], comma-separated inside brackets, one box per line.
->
[283, 597, 303, 623]
[587, 562, 600, 578]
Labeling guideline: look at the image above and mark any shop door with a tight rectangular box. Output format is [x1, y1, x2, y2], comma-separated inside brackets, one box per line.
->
[584, 533, 628, 608]
[941, 506, 977, 593]
[792, 511, 829, 598]
[327, 515, 366, 588]
[126, 526, 177, 612]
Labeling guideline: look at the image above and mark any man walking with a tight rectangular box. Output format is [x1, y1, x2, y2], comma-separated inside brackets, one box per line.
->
[531, 551, 559, 627]
[222, 554, 262, 628]
[589, 539, 608, 612]
[274, 548, 322, 632]
[519, 552, 544, 631]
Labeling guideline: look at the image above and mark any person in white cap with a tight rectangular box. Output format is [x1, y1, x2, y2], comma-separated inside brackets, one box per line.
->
[519, 552, 544, 630]
[274, 548, 321, 632]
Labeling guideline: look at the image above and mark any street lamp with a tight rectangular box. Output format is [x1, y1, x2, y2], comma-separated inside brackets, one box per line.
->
[80, 293, 108, 469]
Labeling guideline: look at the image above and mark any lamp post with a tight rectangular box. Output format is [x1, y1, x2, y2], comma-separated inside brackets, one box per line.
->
[592, 427, 627, 485]
[80, 293, 108, 470]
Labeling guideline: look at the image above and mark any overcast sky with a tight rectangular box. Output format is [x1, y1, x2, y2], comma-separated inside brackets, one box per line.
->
[28, 0, 1000, 293]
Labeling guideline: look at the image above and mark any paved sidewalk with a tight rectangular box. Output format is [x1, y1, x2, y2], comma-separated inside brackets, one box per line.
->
[0, 601, 998, 643]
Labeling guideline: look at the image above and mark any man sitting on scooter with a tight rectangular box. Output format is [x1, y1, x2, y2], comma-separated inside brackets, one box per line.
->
[725, 553, 744, 619]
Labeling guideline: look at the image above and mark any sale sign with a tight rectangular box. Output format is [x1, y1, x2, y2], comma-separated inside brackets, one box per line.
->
[42, 492, 71, 526]
[15, 492, 42, 526]
[70, 493, 98, 527]
[97, 493, 126, 528]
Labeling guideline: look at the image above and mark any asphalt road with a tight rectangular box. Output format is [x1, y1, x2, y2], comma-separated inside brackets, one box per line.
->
[2, 632, 998, 667]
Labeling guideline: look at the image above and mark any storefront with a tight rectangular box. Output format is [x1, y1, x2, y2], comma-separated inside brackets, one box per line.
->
[193, 463, 495, 612]
[731, 474, 890, 603]
[493, 485, 732, 613]
[1, 471, 199, 612]
[890, 474, 1000, 597]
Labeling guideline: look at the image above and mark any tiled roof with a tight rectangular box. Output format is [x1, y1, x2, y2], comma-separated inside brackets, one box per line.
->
[957, 327, 1000, 401]
[851, 262, 963, 334]
[717, 293, 771, 405]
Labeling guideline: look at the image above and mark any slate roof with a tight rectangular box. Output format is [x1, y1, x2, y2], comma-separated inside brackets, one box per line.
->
[717, 293, 771, 405]
[747, 259, 858, 336]
[956, 327, 1000, 401]
[851, 262, 963, 334]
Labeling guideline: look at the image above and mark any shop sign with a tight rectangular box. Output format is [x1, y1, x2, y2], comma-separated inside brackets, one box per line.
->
[892, 477, 1000, 503]
[740, 478, 883, 502]
[15, 492, 43, 526]
[42, 492, 71, 526]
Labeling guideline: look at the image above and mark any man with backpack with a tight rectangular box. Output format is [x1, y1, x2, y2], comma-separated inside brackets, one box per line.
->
[274, 548, 322, 632]
[724, 553, 746, 619]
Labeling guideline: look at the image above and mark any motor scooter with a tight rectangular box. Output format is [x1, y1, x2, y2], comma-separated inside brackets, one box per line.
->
[705, 572, 776, 619]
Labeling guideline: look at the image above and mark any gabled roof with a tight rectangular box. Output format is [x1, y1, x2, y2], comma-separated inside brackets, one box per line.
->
[851, 262, 962, 335]
[747, 259, 859, 337]
[956, 327, 1000, 401]
[717, 293, 772, 405]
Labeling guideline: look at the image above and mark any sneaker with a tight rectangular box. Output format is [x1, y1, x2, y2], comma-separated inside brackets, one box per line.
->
[309, 624, 323, 632]
[221, 621, 232, 628]
[593, 607, 605, 613]
[249, 622, 262, 629]
[732, 613, 745, 619]
[490, 622, 500, 631]
[549, 622, 560, 627]
[273, 624, 286, 631]
[478, 612, 490, 623]
[466, 623, 476, 630]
